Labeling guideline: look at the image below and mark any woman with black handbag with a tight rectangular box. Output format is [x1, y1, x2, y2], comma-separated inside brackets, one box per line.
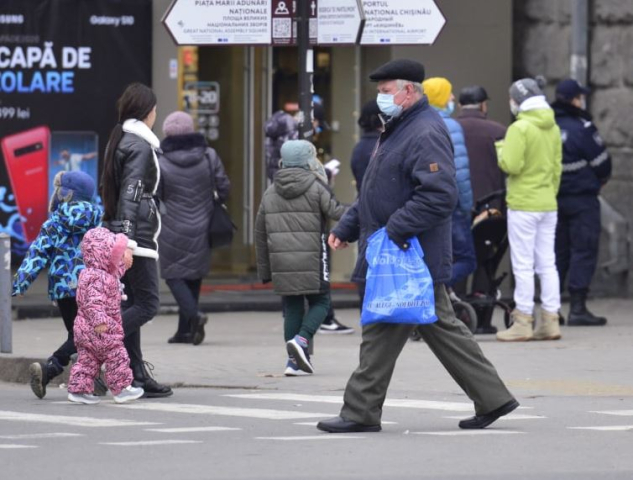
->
[157, 111, 231, 345]
[101, 83, 172, 398]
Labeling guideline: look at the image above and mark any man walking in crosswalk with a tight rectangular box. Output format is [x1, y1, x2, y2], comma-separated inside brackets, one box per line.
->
[317, 59, 518, 433]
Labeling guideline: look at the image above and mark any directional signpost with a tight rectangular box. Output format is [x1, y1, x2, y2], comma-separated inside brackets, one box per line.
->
[317, 0, 365, 45]
[162, 0, 272, 45]
[360, 0, 445, 45]
[163, 0, 444, 135]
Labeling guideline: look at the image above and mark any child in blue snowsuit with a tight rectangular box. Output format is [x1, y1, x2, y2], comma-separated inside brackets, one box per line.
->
[13, 171, 102, 399]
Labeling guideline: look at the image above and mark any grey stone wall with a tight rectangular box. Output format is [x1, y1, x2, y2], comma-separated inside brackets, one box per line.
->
[514, 0, 633, 296]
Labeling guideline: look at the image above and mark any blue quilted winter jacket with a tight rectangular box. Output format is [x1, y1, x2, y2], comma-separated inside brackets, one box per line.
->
[437, 109, 473, 213]
[13, 201, 102, 300]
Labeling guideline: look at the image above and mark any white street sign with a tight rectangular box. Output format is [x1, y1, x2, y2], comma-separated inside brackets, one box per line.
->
[360, 0, 445, 45]
[317, 0, 365, 45]
[163, 0, 272, 45]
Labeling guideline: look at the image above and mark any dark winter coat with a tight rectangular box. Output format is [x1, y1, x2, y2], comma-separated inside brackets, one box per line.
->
[351, 131, 380, 193]
[103, 120, 161, 259]
[157, 133, 230, 280]
[552, 100, 611, 198]
[456, 109, 507, 206]
[255, 168, 347, 295]
[333, 97, 458, 285]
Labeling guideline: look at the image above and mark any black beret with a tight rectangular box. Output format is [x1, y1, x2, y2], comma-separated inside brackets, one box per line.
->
[369, 59, 425, 83]
[459, 86, 489, 105]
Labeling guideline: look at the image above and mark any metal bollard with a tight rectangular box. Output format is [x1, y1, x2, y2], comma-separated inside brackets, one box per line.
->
[0, 233, 11, 353]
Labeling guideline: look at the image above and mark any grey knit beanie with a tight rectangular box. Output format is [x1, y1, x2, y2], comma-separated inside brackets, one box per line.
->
[509, 78, 544, 105]
[162, 111, 195, 137]
[280, 140, 316, 168]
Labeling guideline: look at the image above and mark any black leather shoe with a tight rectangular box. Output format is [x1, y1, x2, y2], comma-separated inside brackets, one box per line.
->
[459, 399, 520, 429]
[191, 313, 208, 346]
[167, 333, 193, 344]
[317, 416, 381, 433]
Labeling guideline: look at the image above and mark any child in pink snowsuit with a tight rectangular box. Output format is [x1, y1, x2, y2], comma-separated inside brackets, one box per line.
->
[67, 227, 144, 405]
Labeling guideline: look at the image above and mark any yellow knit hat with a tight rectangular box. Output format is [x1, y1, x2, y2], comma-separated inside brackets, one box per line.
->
[422, 77, 453, 108]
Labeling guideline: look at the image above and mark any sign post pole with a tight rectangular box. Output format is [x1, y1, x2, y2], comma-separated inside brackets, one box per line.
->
[0, 234, 12, 354]
[297, 0, 314, 141]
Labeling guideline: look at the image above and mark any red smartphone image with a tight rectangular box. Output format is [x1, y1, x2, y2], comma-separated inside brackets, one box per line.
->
[1, 126, 50, 243]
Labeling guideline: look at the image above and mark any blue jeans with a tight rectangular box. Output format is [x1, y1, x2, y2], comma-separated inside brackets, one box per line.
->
[449, 210, 477, 288]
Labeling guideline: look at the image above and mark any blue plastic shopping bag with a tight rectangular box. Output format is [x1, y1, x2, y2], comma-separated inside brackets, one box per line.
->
[361, 228, 437, 326]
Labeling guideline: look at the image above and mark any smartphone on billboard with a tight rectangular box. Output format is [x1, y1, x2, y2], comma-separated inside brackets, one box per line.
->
[1, 126, 50, 243]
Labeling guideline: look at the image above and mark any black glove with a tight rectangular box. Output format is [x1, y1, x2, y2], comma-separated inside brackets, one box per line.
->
[388, 235, 410, 251]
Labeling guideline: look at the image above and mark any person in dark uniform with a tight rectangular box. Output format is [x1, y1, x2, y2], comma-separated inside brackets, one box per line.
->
[351, 99, 382, 194]
[552, 79, 611, 326]
[316, 59, 518, 433]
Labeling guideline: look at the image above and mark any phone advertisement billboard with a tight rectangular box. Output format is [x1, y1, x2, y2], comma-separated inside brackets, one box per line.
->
[0, 0, 152, 258]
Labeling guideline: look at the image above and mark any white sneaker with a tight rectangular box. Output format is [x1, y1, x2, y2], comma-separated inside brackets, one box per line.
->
[284, 357, 312, 377]
[68, 392, 101, 405]
[318, 319, 355, 335]
[113, 385, 144, 404]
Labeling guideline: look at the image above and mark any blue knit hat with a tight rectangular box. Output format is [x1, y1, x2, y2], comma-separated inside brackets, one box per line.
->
[280, 140, 317, 168]
[49, 171, 96, 212]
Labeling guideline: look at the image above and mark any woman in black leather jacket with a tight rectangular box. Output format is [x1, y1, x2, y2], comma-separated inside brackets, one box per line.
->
[101, 83, 172, 398]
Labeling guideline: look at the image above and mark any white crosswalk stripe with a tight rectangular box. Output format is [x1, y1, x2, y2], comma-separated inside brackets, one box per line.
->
[0, 444, 38, 449]
[101, 440, 203, 446]
[0, 410, 159, 428]
[411, 430, 524, 436]
[569, 426, 633, 432]
[0, 433, 84, 440]
[225, 393, 476, 412]
[256, 435, 365, 441]
[109, 402, 334, 420]
[146, 427, 241, 433]
[591, 410, 633, 417]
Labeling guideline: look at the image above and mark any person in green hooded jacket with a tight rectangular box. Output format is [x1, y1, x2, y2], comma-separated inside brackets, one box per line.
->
[496, 78, 563, 342]
[255, 140, 347, 376]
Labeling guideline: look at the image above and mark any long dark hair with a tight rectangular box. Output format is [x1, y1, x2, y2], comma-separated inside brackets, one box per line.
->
[101, 83, 157, 220]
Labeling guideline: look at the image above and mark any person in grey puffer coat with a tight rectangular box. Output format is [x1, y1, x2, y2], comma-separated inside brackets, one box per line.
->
[158, 111, 230, 346]
[255, 140, 346, 376]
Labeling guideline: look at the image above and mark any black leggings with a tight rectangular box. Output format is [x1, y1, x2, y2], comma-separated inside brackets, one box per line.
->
[51, 297, 78, 366]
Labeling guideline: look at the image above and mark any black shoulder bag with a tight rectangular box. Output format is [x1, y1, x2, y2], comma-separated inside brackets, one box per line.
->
[205, 152, 236, 248]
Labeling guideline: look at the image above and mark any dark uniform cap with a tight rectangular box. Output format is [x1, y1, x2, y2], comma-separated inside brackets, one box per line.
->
[556, 78, 591, 100]
[459, 85, 489, 106]
[369, 59, 425, 83]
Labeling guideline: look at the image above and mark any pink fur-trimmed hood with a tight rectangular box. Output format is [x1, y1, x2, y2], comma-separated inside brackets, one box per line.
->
[81, 227, 130, 277]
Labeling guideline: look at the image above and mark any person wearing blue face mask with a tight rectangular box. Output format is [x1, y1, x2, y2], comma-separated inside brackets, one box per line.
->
[317, 59, 517, 434]
[423, 77, 476, 300]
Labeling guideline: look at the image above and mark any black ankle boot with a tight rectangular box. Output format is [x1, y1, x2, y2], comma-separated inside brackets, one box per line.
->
[29, 357, 64, 399]
[131, 361, 173, 398]
[568, 292, 607, 326]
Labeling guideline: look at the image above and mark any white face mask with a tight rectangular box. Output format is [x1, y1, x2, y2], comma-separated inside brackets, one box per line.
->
[510, 100, 520, 117]
[376, 88, 404, 118]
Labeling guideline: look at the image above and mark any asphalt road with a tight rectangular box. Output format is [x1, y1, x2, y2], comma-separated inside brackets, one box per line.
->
[3, 300, 633, 479]
[1, 381, 633, 480]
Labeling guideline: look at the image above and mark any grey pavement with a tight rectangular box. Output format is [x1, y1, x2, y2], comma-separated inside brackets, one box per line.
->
[1, 299, 633, 479]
